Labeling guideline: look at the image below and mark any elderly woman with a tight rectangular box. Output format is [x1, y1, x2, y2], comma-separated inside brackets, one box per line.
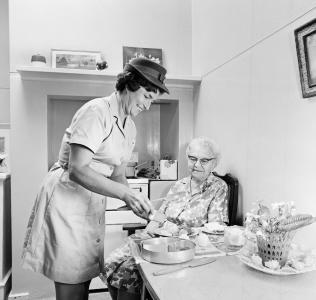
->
[22, 58, 169, 300]
[101, 136, 228, 300]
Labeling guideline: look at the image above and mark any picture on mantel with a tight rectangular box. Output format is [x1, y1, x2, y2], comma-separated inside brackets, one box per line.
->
[123, 46, 163, 68]
[51, 49, 102, 70]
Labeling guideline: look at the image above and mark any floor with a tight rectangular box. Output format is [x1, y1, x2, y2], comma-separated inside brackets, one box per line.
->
[37, 278, 111, 300]
[89, 277, 110, 299]
[89, 292, 111, 300]
[42, 292, 111, 300]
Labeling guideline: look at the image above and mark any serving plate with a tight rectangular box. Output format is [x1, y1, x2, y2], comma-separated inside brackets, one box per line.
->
[152, 227, 200, 238]
[239, 254, 316, 276]
[201, 228, 224, 235]
[141, 237, 196, 264]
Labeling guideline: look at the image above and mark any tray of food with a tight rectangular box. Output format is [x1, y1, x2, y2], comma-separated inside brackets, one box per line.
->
[147, 214, 200, 239]
[153, 225, 200, 239]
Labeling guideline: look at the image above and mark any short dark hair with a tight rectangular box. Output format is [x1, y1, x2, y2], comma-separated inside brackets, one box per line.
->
[115, 71, 164, 94]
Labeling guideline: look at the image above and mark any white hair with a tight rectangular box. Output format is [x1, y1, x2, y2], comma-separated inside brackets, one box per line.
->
[186, 136, 221, 161]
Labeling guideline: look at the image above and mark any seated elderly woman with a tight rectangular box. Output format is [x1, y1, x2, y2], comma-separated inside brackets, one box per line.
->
[101, 136, 228, 300]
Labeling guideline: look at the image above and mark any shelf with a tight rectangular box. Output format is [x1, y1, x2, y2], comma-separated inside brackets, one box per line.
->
[16, 66, 201, 88]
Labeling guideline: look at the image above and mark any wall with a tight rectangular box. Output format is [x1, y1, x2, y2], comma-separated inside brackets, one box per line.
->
[0, 0, 10, 124]
[0, 0, 10, 167]
[9, 0, 193, 298]
[9, 0, 192, 76]
[192, 0, 316, 247]
[160, 101, 179, 160]
[0, 1, 11, 297]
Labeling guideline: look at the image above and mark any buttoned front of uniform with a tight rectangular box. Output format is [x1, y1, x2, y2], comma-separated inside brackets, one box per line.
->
[22, 92, 137, 284]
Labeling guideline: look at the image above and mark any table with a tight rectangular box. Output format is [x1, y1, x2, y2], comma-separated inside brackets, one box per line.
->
[137, 255, 316, 300]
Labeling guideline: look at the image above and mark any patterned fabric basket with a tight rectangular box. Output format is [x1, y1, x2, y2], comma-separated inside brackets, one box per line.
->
[256, 231, 295, 267]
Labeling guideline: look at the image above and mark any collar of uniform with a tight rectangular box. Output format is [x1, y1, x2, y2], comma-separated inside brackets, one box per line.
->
[107, 92, 127, 138]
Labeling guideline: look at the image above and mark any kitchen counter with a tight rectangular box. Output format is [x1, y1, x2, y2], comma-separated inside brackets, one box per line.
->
[127, 177, 149, 184]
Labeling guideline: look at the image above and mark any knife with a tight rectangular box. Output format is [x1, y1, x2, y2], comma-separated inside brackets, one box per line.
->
[152, 257, 217, 276]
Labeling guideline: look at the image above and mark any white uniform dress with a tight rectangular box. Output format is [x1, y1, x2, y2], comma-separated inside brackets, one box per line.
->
[22, 92, 136, 284]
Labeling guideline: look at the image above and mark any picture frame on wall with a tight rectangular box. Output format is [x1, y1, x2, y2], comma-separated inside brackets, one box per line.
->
[295, 19, 316, 98]
[123, 46, 163, 68]
[51, 49, 102, 70]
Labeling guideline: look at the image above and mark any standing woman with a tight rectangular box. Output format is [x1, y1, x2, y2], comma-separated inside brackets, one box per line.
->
[22, 58, 169, 300]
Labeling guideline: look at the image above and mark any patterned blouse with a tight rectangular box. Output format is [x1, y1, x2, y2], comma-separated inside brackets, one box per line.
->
[160, 174, 228, 226]
[101, 173, 228, 293]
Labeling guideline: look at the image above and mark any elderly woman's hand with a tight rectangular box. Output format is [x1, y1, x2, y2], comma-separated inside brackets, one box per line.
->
[123, 191, 153, 220]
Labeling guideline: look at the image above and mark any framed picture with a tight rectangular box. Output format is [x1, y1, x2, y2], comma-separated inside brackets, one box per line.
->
[295, 19, 316, 98]
[51, 49, 102, 70]
[123, 46, 163, 68]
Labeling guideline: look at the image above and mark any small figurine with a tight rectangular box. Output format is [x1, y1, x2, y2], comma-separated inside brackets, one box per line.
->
[96, 60, 108, 70]
[31, 54, 47, 67]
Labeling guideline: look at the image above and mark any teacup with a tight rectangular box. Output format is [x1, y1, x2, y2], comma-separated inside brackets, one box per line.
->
[224, 226, 245, 250]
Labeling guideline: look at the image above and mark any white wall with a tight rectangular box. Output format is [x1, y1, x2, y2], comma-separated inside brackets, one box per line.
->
[9, 1, 193, 297]
[0, 0, 10, 124]
[9, 0, 192, 76]
[192, 0, 316, 247]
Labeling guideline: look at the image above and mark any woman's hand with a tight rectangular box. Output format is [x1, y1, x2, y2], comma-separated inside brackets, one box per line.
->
[123, 191, 153, 220]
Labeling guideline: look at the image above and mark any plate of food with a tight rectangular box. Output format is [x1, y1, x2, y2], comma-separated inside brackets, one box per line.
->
[152, 221, 200, 239]
[202, 222, 226, 235]
[238, 253, 316, 276]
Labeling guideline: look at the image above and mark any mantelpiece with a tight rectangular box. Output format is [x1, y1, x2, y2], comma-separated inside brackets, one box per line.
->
[16, 66, 201, 88]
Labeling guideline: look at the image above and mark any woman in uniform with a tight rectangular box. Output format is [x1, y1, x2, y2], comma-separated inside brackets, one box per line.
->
[21, 58, 169, 300]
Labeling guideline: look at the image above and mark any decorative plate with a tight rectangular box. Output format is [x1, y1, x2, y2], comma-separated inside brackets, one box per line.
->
[161, 232, 200, 239]
[202, 223, 226, 235]
[239, 255, 316, 276]
[201, 228, 224, 235]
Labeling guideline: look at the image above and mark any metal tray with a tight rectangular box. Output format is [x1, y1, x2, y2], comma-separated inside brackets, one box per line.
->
[141, 237, 196, 264]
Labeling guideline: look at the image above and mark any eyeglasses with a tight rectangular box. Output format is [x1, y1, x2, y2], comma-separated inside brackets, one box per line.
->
[187, 155, 215, 166]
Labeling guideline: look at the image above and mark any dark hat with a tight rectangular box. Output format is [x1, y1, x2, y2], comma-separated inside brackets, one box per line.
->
[124, 58, 169, 94]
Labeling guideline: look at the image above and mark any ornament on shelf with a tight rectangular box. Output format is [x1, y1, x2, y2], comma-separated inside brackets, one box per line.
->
[31, 54, 47, 67]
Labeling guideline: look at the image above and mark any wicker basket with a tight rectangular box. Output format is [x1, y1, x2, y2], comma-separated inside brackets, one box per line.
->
[256, 231, 295, 267]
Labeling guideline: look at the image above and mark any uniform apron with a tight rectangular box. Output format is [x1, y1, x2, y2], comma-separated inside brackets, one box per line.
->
[22, 92, 136, 284]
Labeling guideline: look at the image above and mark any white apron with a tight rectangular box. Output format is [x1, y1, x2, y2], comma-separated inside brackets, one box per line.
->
[22, 93, 136, 284]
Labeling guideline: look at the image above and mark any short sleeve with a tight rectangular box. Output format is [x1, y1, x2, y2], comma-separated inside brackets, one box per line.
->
[69, 100, 111, 153]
